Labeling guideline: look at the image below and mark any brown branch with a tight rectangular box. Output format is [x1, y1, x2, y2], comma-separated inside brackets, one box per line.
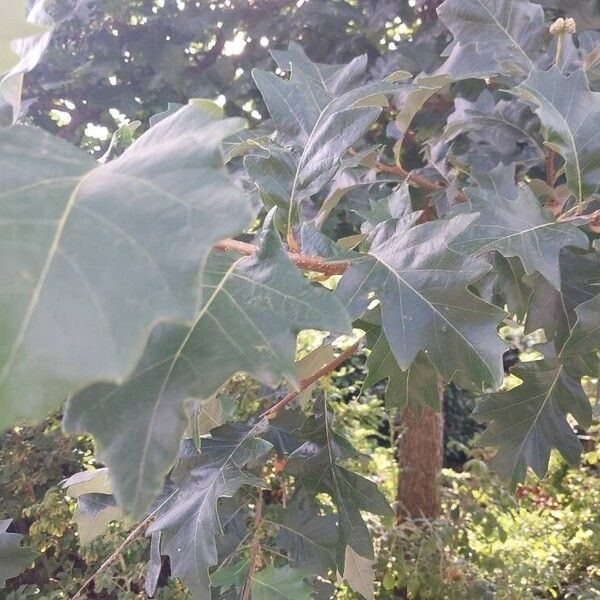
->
[214, 239, 349, 275]
[241, 489, 264, 600]
[372, 160, 467, 202]
[259, 341, 361, 420]
[70, 491, 175, 600]
[71, 515, 153, 599]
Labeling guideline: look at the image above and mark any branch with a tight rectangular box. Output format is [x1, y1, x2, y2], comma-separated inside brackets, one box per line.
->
[259, 340, 361, 419]
[545, 149, 556, 186]
[371, 160, 468, 202]
[70, 491, 175, 600]
[214, 239, 349, 275]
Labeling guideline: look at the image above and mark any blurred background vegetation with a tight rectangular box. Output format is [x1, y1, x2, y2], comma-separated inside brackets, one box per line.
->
[3, 0, 600, 598]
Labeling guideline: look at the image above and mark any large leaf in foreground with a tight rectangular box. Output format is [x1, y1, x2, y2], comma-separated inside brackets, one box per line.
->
[473, 357, 593, 487]
[148, 422, 272, 600]
[515, 68, 600, 203]
[0, 520, 35, 588]
[451, 164, 589, 288]
[64, 227, 351, 518]
[0, 0, 47, 73]
[0, 105, 252, 430]
[337, 214, 507, 388]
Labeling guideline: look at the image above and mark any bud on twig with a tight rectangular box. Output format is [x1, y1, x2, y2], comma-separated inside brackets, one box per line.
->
[550, 17, 576, 66]
[549, 17, 576, 35]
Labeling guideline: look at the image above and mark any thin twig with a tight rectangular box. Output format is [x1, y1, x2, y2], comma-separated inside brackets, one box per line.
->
[260, 340, 361, 420]
[70, 492, 175, 600]
[241, 489, 264, 600]
[545, 149, 556, 187]
[213, 238, 348, 275]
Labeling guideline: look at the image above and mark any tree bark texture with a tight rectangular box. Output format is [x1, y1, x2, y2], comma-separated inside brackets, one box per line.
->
[396, 389, 444, 521]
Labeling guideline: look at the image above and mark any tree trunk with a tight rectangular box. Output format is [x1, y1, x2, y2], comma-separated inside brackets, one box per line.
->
[396, 387, 444, 521]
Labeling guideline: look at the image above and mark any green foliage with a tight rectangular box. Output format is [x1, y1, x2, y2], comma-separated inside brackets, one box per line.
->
[1, 0, 600, 596]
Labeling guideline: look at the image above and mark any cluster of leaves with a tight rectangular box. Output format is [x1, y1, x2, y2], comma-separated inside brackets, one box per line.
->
[371, 439, 600, 600]
[2, 0, 600, 597]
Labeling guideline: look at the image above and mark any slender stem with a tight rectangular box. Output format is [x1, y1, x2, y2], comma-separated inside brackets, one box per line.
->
[70, 492, 175, 600]
[241, 490, 264, 600]
[259, 340, 361, 419]
[214, 238, 348, 275]
[371, 160, 467, 202]
[555, 32, 564, 66]
[545, 149, 556, 186]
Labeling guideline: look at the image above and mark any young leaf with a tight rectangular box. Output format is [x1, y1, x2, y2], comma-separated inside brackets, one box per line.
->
[473, 357, 593, 487]
[0, 519, 36, 588]
[339, 546, 376, 600]
[251, 565, 313, 600]
[0, 105, 253, 430]
[148, 422, 272, 600]
[337, 214, 507, 388]
[515, 67, 600, 203]
[64, 226, 351, 518]
[62, 468, 122, 544]
[451, 164, 589, 288]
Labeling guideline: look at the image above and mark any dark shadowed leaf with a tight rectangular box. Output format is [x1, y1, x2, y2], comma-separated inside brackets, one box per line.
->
[473, 357, 593, 487]
[0, 519, 35, 588]
[275, 499, 337, 575]
[148, 421, 272, 600]
[515, 67, 600, 203]
[251, 565, 313, 600]
[287, 399, 392, 570]
[561, 293, 600, 356]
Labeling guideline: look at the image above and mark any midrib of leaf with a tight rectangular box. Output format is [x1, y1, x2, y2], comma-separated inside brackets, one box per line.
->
[0, 172, 90, 388]
[265, 518, 331, 555]
[0, 175, 81, 200]
[322, 398, 355, 550]
[251, 577, 287, 598]
[132, 258, 242, 511]
[476, 221, 564, 248]
[476, 0, 534, 69]
[287, 87, 379, 229]
[534, 86, 584, 203]
[372, 253, 496, 382]
[508, 366, 563, 477]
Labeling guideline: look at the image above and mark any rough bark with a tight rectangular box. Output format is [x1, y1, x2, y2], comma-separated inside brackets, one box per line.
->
[396, 387, 444, 521]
